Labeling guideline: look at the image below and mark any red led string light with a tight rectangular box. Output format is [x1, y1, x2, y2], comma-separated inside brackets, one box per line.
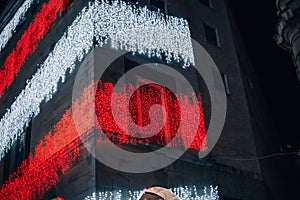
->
[0, 80, 206, 199]
[95, 81, 207, 151]
[0, 0, 71, 98]
[0, 83, 95, 200]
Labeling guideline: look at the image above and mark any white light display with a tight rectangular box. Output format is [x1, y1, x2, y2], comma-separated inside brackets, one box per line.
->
[0, 0, 35, 53]
[84, 185, 219, 200]
[94, 0, 194, 66]
[0, 0, 194, 159]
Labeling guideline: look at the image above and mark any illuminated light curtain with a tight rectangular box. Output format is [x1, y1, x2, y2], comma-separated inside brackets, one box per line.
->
[0, 0, 71, 98]
[95, 81, 207, 151]
[94, 0, 194, 66]
[84, 185, 219, 200]
[0, 0, 194, 160]
[0, 79, 206, 200]
[0, 0, 35, 53]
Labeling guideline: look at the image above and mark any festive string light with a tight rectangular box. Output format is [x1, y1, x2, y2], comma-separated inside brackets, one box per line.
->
[95, 81, 207, 151]
[0, 110, 81, 200]
[84, 185, 219, 200]
[0, 0, 194, 160]
[0, 81, 206, 200]
[0, 0, 70, 98]
[0, 84, 95, 200]
[0, 0, 35, 53]
[0, 0, 94, 159]
[94, 0, 195, 66]
[0, 0, 194, 99]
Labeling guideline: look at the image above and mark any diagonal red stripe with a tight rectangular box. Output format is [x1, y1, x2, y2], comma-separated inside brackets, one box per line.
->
[0, 0, 71, 99]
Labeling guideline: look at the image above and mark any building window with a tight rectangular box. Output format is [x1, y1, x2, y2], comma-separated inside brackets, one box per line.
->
[222, 73, 231, 95]
[200, 0, 212, 8]
[123, 55, 177, 146]
[127, 0, 138, 4]
[2, 119, 31, 183]
[203, 23, 220, 47]
[150, 0, 167, 15]
[248, 78, 253, 89]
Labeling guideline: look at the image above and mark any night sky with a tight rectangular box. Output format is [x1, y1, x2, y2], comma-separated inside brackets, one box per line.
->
[0, 0, 299, 198]
[228, 0, 300, 150]
[229, 0, 300, 197]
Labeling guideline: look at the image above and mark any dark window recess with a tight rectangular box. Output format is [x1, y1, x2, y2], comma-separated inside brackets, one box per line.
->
[15, 119, 31, 169]
[199, 0, 212, 8]
[2, 119, 31, 183]
[222, 73, 231, 95]
[2, 149, 11, 183]
[219, 196, 242, 200]
[127, 0, 138, 4]
[248, 78, 253, 89]
[203, 23, 220, 46]
[296, 68, 300, 81]
[150, 0, 166, 15]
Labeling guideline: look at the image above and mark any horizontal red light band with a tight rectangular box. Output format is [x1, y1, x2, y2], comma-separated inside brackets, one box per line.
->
[95, 81, 207, 151]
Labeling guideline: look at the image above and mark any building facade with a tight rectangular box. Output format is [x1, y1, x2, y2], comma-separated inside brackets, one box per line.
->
[0, 0, 281, 199]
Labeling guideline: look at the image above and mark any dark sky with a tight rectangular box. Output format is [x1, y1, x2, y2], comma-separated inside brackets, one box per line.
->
[228, 0, 300, 197]
[228, 0, 300, 149]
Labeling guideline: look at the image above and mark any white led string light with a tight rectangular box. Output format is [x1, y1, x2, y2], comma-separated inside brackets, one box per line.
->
[94, 0, 194, 66]
[0, 0, 35, 53]
[84, 185, 219, 200]
[0, 0, 194, 159]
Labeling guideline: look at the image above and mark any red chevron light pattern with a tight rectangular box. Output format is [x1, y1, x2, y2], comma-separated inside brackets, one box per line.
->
[0, 81, 206, 199]
[0, 0, 71, 98]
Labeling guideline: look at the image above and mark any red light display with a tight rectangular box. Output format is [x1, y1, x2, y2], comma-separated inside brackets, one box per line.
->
[0, 0, 71, 98]
[95, 81, 207, 151]
[0, 83, 95, 200]
[0, 80, 206, 199]
[0, 108, 82, 199]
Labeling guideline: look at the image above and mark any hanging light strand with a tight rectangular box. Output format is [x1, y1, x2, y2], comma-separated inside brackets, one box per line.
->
[84, 185, 219, 200]
[0, 0, 194, 160]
